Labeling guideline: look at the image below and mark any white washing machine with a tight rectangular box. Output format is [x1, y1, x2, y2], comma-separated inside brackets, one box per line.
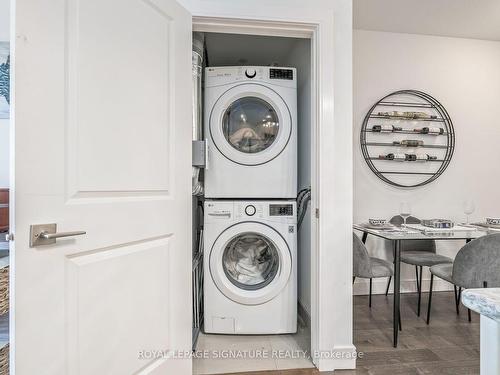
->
[204, 200, 297, 334]
[204, 66, 297, 198]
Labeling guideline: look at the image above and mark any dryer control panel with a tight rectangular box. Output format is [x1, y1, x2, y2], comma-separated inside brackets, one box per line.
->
[205, 66, 297, 89]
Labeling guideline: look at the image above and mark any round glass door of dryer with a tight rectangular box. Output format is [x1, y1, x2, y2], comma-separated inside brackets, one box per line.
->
[210, 222, 292, 305]
[222, 97, 279, 154]
[210, 84, 292, 166]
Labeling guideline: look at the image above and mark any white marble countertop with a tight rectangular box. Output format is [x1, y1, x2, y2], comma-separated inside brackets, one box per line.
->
[462, 288, 500, 323]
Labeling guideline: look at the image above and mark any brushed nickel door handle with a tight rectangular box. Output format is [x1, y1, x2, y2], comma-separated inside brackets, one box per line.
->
[30, 223, 86, 247]
[39, 230, 86, 240]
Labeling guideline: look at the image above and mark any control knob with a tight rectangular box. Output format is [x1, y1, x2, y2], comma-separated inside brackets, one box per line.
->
[245, 68, 257, 78]
[245, 205, 256, 216]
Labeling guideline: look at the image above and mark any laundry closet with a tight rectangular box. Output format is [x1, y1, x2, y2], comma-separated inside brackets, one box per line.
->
[191, 31, 315, 373]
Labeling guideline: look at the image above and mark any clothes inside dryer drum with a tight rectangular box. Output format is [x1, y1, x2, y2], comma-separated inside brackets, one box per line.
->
[222, 232, 280, 290]
[222, 97, 279, 154]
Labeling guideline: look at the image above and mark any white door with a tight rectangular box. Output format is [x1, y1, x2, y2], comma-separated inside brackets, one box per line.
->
[210, 84, 292, 165]
[13, 0, 192, 374]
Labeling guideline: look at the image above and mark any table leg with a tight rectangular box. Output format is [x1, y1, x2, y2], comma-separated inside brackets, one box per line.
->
[362, 232, 368, 244]
[466, 238, 472, 243]
[393, 239, 401, 348]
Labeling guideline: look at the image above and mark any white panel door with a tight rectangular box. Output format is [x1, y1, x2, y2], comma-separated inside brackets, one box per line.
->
[13, 0, 192, 374]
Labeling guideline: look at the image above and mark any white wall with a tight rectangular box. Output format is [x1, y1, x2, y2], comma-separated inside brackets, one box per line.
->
[354, 29, 500, 294]
[0, 0, 9, 188]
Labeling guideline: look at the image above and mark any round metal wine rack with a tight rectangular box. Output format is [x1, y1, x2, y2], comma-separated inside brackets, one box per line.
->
[360, 90, 455, 188]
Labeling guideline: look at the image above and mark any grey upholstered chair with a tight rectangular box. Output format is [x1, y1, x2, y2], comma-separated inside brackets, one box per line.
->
[390, 215, 453, 316]
[427, 233, 500, 324]
[353, 233, 394, 308]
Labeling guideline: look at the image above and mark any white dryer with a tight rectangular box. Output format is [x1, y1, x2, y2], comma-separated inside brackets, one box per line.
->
[203, 200, 297, 334]
[204, 66, 297, 198]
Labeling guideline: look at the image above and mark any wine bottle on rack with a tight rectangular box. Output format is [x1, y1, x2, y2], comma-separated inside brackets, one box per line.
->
[377, 111, 405, 118]
[377, 111, 437, 119]
[393, 140, 424, 147]
[379, 153, 406, 161]
[414, 127, 444, 135]
[379, 153, 437, 162]
[406, 153, 438, 161]
[416, 154, 438, 161]
[405, 111, 438, 120]
[372, 124, 403, 132]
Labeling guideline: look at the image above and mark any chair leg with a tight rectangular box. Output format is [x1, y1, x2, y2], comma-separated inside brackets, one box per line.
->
[454, 285, 460, 315]
[458, 287, 462, 316]
[417, 266, 423, 317]
[385, 276, 392, 296]
[369, 278, 372, 308]
[484, 281, 488, 288]
[353, 276, 356, 284]
[426, 274, 434, 325]
[398, 308, 402, 331]
[415, 266, 420, 293]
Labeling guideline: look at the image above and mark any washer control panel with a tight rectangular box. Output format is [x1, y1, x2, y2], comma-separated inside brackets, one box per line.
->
[206, 201, 296, 223]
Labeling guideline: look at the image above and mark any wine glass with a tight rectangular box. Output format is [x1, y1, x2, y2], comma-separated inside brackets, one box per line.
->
[399, 202, 412, 228]
[463, 200, 475, 224]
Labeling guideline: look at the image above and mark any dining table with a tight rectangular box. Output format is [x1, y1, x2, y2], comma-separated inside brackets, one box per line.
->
[353, 223, 491, 348]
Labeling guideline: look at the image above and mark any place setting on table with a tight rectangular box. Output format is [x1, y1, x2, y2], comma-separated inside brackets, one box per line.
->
[355, 201, 500, 239]
[353, 201, 500, 347]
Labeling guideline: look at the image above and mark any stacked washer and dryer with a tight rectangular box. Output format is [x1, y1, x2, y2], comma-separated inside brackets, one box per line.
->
[204, 66, 298, 334]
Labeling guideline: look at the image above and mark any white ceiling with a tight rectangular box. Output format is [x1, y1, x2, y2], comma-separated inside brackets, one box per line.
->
[354, 0, 500, 41]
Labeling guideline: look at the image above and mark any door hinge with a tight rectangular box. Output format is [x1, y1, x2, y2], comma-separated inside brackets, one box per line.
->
[5, 233, 14, 241]
[315, 208, 319, 219]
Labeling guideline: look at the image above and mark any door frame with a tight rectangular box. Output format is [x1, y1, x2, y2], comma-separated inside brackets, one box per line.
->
[192, 14, 354, 371]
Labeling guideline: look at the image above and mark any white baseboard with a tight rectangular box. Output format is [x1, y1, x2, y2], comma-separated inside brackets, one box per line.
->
[353, 276, 454, 296]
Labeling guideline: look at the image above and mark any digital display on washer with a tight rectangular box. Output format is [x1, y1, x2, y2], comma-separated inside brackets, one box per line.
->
[269, 68, 293, 80]
[269, 204, 293, 216]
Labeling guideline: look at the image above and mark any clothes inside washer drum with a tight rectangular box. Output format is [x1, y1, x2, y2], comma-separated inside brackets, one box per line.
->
[222, 233, 280, 290]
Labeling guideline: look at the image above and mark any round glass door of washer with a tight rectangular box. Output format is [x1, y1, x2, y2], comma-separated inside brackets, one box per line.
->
[222, 232, 280, 291]
[210, 222, 292, 305]
[210, 84, 292, 166]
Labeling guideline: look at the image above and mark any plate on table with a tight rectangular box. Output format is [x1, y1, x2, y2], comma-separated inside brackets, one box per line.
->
[369, 218, 387, 226]
[363, 222, 395, 230]
[472, 222, 500, 230]
[486, 218, 500, 226]
[406, 223, 476, 233]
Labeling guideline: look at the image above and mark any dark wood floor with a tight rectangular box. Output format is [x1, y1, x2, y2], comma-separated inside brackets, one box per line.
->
[222, 291, 480, 375]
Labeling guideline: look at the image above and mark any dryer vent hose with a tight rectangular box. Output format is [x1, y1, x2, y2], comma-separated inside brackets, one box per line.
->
[192, 32, 205, 196]
[297, 188, 311, 230]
